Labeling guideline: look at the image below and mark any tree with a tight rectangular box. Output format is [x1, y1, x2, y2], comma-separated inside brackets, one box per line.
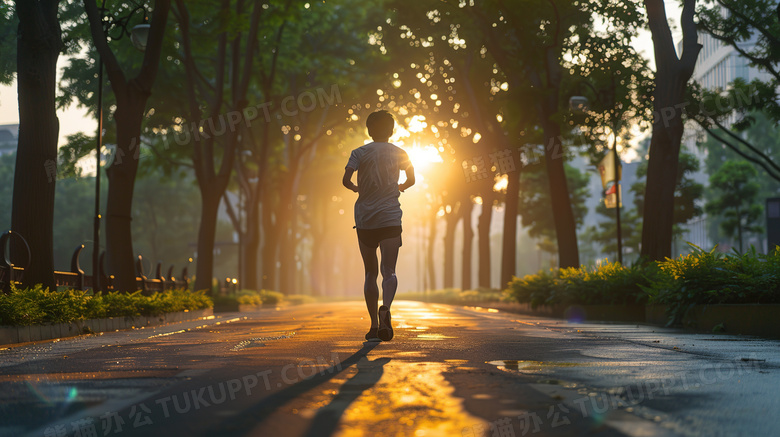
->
[11, 0, 63, 290]
[466, 0, 649, 268]
[706, 161, 763, 252]
[82, 0, 171, 292]
[518, 160, 589, 257]
[699, 112, 780, 247]
[0, 4, 16, 85]
[172, 0, 262, 293]
[385, 1, 533, 288]
[697, 0, 780, 84]
[640, 0, 702, 262]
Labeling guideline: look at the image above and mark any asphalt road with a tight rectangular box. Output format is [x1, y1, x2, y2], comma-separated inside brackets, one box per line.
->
[1, 301, 779, 437]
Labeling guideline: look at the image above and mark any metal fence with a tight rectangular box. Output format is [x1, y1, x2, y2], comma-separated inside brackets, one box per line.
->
[0, 230, 189, 294]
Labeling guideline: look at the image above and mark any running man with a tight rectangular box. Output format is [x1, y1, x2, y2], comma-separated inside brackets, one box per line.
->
[343, 110, 415, 342]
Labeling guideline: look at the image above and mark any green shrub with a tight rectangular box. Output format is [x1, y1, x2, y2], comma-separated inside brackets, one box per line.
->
[505, 261, 657, 308]
[0, 286, 212, 326]
[648, 245, 780, 323]
[236, 293, 263, 306]
[258, 290, 285, 305]
[505, 269, 559, 308]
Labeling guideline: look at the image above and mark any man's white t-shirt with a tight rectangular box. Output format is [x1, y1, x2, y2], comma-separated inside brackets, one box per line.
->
[346, 142, 412, 229]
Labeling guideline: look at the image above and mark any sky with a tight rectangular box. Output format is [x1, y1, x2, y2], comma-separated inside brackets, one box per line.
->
[0, 2, 683, 148]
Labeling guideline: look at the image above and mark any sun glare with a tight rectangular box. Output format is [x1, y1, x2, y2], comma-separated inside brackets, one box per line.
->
[405, 142, 443, 172]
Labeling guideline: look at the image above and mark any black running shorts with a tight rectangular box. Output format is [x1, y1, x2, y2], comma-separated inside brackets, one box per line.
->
[356, 226, 403, 249]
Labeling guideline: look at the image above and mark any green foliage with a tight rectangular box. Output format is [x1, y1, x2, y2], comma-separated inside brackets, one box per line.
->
[697, 0, 780, 100]
[705, 160, 763, 252]
[648, 245, 780, 323]
[505, 245, 780, 325]
[0, 3, 16, 85]
[519, 162, 590, 253]
[699, 111, 780, 248]
[505, 261, 654, 308]
[0, 286, 212, 326]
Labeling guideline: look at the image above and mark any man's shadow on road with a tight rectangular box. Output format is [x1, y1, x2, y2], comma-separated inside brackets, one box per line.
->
[303, 353, 390, 437]
[213, 342, 389, 437]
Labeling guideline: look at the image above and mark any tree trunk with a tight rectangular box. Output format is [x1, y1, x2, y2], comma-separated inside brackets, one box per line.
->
[501, 169, 520, 288]
[104, 98, 146, 292]
[278, 216, 294, 294]
[241, 187, 261, 291]
[641, 131, 683, 260]
[276, 183, 295, 294]
[641, 0, 701, 262]
[477, 191, 495, 288]
[261, 189, 278, 290]
[426, 213, 437, 290]
[194, 190, 221, 292]
[442, 206, 460, 288]
[542, 119, 579, 268]
[461, 199, 473, 290]
[12, 0, 62, 290]
[82, 0, 171, 292]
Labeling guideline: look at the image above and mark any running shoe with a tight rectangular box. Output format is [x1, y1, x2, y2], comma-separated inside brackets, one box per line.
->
[378, 305, 393, 341]
[365, 327, 381, 342]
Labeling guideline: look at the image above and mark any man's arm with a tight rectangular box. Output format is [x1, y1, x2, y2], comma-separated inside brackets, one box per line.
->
[399, 164, 415, 192]
[343, 167, 358, 193]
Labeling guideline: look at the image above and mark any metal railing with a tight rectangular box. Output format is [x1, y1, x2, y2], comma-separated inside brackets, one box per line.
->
[0, 230, 189, 294]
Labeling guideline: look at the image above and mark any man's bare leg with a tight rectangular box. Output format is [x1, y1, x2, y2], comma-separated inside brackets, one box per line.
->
[358, 239, 380, 329]
[379, 235, 401, 308]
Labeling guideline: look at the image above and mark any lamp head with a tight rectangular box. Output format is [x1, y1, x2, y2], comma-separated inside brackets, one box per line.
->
[569, 96, 590, 113]
[130, 23, 150, 51]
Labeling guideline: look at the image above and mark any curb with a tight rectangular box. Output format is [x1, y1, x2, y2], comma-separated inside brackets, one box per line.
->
[0, 308, 214, 346]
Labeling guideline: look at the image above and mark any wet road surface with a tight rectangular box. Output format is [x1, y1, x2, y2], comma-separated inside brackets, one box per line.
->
[1, 301, 779, 437]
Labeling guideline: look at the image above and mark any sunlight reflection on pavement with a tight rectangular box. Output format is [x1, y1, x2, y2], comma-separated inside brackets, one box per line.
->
[303, 302, 487, 437]
[332, 360, 484, 437]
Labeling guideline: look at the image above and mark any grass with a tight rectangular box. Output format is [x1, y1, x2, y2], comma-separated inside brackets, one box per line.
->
[0, 285, 212, 326]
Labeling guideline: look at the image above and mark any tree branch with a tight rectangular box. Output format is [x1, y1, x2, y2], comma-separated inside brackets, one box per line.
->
[82, 0, 127, 99]
[134, 0, 171, 91]
[698, 121, 780, 182]
[711, 117, 780, 175]
[238, 0, 263, 100]
[679, 0, 702, 76]
[713, 0, 780, 48]
[644, 0, 678, 66]
[222, 190, 241, 234]
[173, 0, 204, 183]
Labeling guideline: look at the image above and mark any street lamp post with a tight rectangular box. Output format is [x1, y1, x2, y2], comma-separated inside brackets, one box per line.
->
[92, 2, 150, 291]
[569, 81, 624, 264]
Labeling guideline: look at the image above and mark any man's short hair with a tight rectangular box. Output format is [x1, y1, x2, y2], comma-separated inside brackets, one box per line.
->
[366, 110, 394, 139]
